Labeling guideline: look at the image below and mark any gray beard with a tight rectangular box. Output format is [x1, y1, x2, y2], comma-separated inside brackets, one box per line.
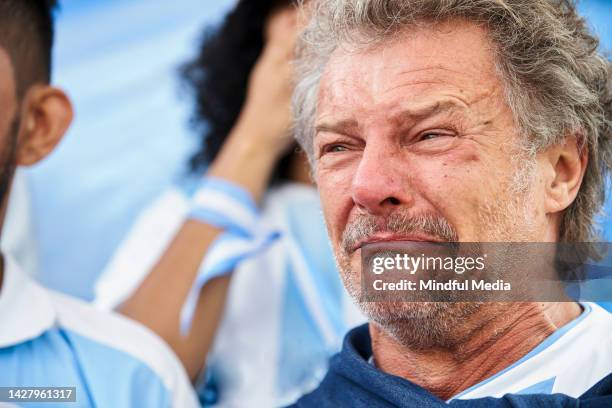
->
[335, 154, 539, 350]
[337, 254, 487, 350]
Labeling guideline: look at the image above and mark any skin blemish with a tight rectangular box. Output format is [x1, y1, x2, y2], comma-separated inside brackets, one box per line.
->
[466, 152, 480, 163]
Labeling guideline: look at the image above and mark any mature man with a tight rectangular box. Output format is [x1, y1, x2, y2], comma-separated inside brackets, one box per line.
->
[291, 0, 612, 405]
[0, 2, 198, 406]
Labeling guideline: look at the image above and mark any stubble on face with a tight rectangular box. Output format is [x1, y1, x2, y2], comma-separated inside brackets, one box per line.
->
[334, 152, 539, 350]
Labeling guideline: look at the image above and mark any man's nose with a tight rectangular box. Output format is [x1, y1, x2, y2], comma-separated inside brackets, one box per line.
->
[351, 143, 413, 215]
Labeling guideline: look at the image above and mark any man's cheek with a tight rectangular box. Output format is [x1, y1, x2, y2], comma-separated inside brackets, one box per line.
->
[320, 192, 345, 245]
[412, 155, 491, 240]
[317, 167, 353, 244]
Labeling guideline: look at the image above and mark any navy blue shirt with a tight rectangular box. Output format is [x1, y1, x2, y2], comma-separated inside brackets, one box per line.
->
[289, 324, 612, 407]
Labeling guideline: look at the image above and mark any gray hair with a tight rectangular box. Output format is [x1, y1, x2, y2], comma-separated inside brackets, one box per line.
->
[293, 0, 612, 243]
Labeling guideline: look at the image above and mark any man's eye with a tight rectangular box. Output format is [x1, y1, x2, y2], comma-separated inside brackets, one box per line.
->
[421, 133, 440, 140]
[316, 143, 351, 159]
[419, 131, 454, 141]
[325, 145, 348, 153]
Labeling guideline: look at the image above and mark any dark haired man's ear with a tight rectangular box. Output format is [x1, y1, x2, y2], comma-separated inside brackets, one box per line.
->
[543, 135, 588, 214]
[15, 85, 73, 166]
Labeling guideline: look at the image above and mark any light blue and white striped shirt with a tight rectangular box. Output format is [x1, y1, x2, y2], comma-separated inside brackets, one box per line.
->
[95, 182, 365, 407]
[0, 254, 199, 408]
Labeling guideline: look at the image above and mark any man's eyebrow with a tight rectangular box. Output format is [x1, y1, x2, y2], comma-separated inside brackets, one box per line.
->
[314, 99, 468, 136]
[389, 99, 468, 124]
[314, 118, 359, 136]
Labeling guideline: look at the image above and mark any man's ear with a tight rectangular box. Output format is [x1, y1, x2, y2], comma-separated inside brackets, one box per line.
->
[15, 85, 73, 166]
[543, 135, 588, 214]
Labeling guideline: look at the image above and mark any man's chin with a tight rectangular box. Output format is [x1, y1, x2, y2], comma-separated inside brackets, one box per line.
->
[337, 250, 486, 349]
[356, 300, 485, 350]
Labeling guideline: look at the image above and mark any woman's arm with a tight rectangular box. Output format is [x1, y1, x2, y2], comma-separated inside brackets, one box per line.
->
[118, 6, 299, 380]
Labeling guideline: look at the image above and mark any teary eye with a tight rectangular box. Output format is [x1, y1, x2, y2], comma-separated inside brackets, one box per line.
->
[421, 132, 443, 141]
[325, 144, 348, 153]
[418, 129, 457, 142]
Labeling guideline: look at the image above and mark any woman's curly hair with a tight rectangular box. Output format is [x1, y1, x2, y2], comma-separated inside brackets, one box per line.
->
[181, 0, 295, 182]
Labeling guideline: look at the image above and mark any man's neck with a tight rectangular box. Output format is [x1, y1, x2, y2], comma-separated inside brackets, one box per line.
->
[370, 302, 582, 400]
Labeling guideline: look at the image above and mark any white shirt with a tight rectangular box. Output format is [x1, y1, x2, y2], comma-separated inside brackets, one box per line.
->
[1, 169, 37, 276]
[453, 302, 612, 399]
[0, 254, 199, 408]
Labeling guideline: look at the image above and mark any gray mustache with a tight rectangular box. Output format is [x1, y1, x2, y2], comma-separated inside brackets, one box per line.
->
[341, 212, 459, 253]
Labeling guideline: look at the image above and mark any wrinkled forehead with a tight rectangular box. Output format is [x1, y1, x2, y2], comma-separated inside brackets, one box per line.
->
[316, 21, 502, 122]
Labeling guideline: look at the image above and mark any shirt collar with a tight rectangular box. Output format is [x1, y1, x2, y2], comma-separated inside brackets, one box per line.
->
[0, 254, 56, 347]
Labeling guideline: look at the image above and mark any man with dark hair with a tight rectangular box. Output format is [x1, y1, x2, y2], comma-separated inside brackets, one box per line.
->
[0, 2, 198, 406]
[0, 0, 55, 96]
